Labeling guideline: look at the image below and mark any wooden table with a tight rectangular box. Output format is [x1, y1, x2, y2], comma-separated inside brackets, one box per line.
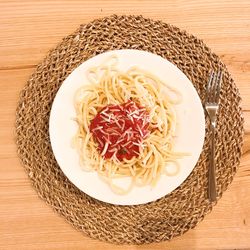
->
[1, 1, 250, 249]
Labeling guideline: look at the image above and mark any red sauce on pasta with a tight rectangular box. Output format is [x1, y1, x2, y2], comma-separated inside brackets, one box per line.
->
[90, 100, 150, 161]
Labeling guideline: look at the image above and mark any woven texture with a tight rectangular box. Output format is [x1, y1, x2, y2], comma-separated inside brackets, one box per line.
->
[16, 15, 244, 244]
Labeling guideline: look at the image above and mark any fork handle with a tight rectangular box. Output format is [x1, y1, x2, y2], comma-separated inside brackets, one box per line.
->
[208, 124, 217, 201]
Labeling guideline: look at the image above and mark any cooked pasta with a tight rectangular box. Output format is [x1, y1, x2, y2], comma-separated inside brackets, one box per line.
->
[73, 55, 183, 194]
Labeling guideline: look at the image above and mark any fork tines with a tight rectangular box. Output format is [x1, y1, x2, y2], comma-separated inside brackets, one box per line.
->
[206, 70, 223, 104]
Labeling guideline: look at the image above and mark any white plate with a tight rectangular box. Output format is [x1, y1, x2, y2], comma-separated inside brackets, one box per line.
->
[49, 49, 205, 205]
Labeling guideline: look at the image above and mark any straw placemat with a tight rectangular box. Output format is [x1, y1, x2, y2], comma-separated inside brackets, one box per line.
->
[16, 15, 244, 244]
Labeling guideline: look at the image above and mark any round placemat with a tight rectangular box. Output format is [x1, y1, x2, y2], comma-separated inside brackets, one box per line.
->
[16, 15, 244, 244]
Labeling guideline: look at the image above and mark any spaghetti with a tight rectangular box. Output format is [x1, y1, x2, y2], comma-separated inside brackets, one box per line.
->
[73, 55, 183, 194]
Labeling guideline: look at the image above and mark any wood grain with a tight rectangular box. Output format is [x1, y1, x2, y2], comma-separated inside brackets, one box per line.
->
[0, 0, 250, 249]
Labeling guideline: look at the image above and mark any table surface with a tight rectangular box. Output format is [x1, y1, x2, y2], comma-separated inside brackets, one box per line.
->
[1, 0, 250, 249]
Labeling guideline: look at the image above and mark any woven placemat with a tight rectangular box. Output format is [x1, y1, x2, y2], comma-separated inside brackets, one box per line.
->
[16, 15, 244, 244]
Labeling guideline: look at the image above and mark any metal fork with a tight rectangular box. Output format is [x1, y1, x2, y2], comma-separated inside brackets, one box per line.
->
[205, 70, 223, 202]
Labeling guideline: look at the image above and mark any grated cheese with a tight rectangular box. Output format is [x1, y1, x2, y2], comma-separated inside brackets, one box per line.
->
[101, 142, 109, 156]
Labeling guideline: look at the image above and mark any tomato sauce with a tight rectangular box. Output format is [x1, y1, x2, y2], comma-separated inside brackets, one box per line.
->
[90, 100, 150, 161]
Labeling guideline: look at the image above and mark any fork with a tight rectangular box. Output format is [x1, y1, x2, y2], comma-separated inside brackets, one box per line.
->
[205, 70, 223, 202]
